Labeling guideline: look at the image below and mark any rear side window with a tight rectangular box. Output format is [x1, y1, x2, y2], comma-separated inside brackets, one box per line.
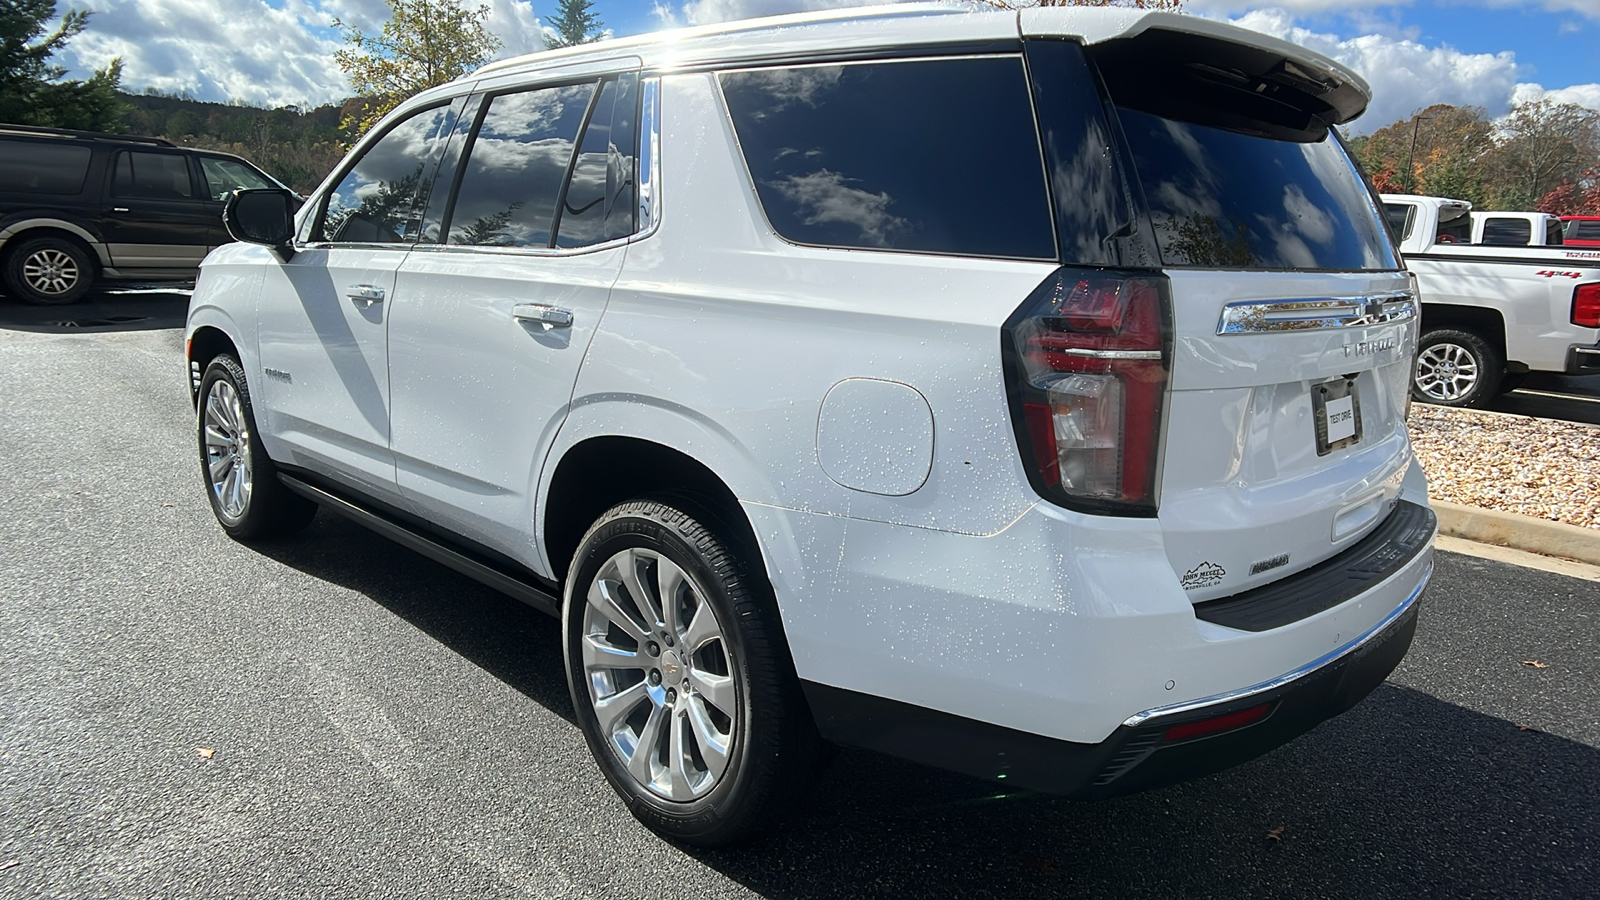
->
[1572, 220, 1600, 241]
[447, 83, 596, 248]
[719, 58, 1056, 260]
[0, 141, 92, 194]
[1383, 203, 1416, 241]
[1117, 110, 1398, 270]
[112, 151, 195, 200]
[556, 74, 640, 248]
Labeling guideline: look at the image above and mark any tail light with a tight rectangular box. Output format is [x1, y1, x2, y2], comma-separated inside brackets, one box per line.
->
[1002, 268, 1172, 516]
[1575, 283, 1600, 328]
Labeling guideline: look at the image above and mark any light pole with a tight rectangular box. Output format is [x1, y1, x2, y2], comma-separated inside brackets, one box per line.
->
[1404, 114, 1436, 193]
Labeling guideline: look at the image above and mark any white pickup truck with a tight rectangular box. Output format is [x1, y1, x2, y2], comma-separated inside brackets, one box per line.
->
[1381, 194, 1600, 406]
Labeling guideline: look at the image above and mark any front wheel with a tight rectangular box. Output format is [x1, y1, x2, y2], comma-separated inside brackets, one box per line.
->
[564, 500, 818, 847]
[1412, 328, 1502, 408]
[197, 355, 316, 540]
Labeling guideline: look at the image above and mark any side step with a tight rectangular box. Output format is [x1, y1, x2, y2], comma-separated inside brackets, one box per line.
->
[278, 473, 561, 618]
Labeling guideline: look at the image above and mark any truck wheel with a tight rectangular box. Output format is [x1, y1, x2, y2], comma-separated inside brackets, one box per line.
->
[197, 355, 317, 540]
[3, 236, 96, 305]
[1412, 328, 1501, 408]
[564, 499, 819, 847]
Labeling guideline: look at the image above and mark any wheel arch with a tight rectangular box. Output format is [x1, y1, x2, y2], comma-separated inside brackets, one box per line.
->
[187, 325, 241, 404]
[1418, 303, 1507, 361]
[0, 219, 110, 268]
[541, 435, 769, 587]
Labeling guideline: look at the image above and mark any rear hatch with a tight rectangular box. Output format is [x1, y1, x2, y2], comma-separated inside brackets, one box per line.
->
[1017, 24, 1416, 602]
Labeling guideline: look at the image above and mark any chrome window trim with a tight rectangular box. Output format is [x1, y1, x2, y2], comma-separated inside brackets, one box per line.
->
[637, 76, 661, 238]
[1122, 563, 1431, 728]
[1216, 292, 1416, 335]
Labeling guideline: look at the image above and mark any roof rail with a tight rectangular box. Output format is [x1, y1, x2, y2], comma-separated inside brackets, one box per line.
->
[0, 123, 176, 147]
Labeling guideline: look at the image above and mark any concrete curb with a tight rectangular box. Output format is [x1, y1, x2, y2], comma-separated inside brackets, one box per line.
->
[1431, 500, 1600, 567]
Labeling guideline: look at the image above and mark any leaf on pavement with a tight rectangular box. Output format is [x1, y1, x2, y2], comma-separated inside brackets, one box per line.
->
[196, 747, 215, 759]
[1266, 826, 1286, 842]
[1516, 723, 1542, 732]
[1521, 660, 1549, 669]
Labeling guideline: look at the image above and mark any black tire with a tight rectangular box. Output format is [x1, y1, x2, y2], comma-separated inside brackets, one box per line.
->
[196, 355, 316, 540]
[3, 235, 96, 305]
[1412, 328, 1502, 408]
[563, 499, 819, 847]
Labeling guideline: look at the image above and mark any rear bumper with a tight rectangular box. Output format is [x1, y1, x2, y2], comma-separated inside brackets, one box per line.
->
[804, 568, 1426, 797]
[1567, 345, 1600, 375]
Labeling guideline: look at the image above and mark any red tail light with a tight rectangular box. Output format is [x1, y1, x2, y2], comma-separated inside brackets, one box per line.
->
[1003, 269, 1172, 516]
[1575, 283, 1600, 328]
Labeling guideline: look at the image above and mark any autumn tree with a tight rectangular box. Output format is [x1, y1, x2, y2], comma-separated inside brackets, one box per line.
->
[334, 0, 502, 140]
[0, 0, 124, 130]
[544, 0, 604, 49]
[1355, 104, 1493, 204]
[1483, 99, 1600, 210]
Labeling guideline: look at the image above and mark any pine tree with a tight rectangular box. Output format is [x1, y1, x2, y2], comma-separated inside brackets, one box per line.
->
[545, 0, 603, 50]
[0, 0, 124, 130]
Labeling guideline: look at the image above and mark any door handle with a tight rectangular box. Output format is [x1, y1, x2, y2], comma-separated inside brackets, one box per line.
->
[111, 207, 130, 213]
[347, 284, 385, 304]
[511, 303, 573, 328]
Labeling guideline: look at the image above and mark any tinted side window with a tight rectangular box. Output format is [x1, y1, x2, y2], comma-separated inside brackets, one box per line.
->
[1575, 221, 1600, 240]
[0, 141, 92, 194]
[113, 151, 195, 200]
[1118, 110, 1398, 271]
[556, 73, 640, 248]
[720, 58, 1056, 259]
[319, 103, 459, 244]
[448, 83, 596, 248]
[199, 157, 274, 201]
[1480, 217, 1531, 245]
[1383, 203, 1416, 241]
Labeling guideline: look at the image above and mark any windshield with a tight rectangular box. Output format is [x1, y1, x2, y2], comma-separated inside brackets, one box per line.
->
[1117, 108, 1400, 271]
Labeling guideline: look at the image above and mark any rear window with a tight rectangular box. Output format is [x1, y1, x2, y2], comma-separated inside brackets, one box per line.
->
[1117, 110, 1398, 270]
[1571, 220, 1600, 241]
[0, 140, 92, 194]
[1480, 217, 1531, 246]
[719, 57, 1056, 260]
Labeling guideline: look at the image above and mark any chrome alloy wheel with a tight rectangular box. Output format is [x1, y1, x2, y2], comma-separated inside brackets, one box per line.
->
[202, 379, 253, 521]
[581, 548, 737, 802]
[22, 248, 81, 296]
[1414, 341, 1480, 402]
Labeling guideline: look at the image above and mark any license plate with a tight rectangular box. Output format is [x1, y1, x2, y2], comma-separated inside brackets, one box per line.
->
[1312, 377, 1362, 456]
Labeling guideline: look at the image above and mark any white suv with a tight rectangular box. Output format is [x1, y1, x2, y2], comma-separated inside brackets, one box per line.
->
[187, 6, 1436, 846]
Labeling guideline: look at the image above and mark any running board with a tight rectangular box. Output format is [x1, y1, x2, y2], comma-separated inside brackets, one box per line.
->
[277, 473, 561, 618]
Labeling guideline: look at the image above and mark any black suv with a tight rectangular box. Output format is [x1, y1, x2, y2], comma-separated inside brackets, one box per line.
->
[0, 125, 285, 304]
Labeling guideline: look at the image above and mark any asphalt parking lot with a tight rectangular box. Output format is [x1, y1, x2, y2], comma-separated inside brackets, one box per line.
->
[1, 291, 1597, 898]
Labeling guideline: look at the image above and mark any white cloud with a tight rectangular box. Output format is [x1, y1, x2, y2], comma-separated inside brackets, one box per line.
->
[1511, 81, 1600, 109]
[1222, 9, 1547, 131]
[653, 0, 890, 28]
[56, 0, 545, 109]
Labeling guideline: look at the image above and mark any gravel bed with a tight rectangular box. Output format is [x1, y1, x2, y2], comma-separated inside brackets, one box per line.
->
[1407, 404, 1600, 529]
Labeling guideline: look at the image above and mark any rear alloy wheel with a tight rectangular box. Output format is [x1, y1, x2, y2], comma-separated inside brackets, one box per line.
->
[3, 236, 95, 305]
[564, 500, 818, 847]
[1412, 328, 1501, 408]
[197, 355, 316, 540]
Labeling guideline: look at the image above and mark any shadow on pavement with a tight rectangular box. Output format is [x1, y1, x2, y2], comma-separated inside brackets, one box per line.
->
[258, 514, 1599, 898]
[0, 288, 190, 333]
[1489, 373, 1600, 426]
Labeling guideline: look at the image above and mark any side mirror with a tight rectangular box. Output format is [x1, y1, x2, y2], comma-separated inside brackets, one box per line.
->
[223, 189, 297, 262]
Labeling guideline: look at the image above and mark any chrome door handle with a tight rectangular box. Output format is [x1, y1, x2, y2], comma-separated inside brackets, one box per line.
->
[347, 284, 385, 304]
[111, 207, 130, 213]
[512, 303, 573, 328]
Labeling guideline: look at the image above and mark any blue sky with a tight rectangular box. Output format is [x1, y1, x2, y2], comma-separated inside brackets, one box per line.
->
[52, 0, 1600, 133]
